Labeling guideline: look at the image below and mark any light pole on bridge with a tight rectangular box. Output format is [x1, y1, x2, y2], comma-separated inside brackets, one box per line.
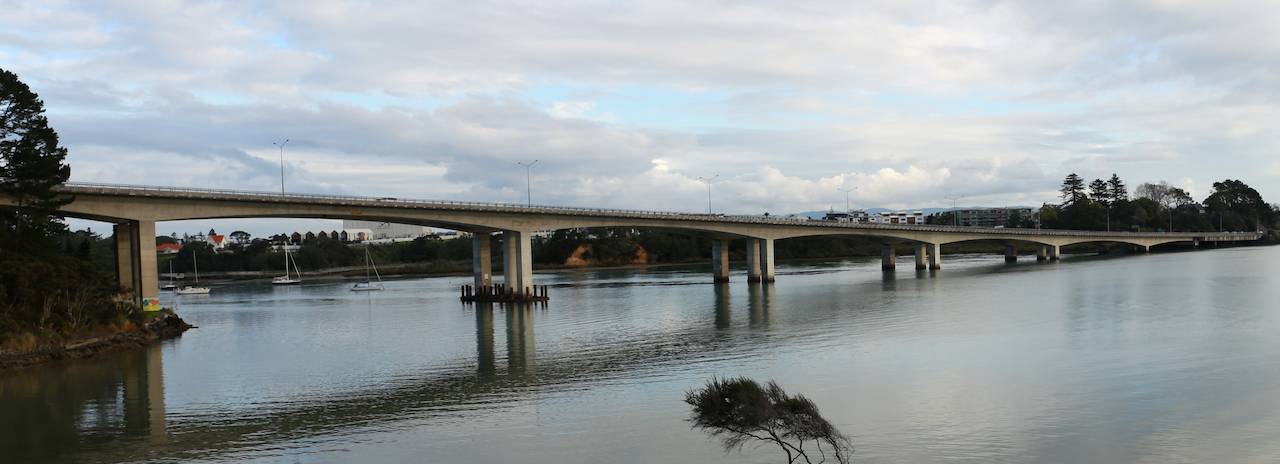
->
[518, 160, 538, 206]
[837, 187, 856, 212]
[274, 140, 289, 194]
[944, 195, 965, 226]
[699, 175, 718, 214]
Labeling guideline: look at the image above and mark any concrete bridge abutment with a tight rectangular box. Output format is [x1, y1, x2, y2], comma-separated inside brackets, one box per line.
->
[114, 220, 158, 306]
[881, 244, 896, 270]
[711, 240, 730, 283]
[472, 233, 492, 288]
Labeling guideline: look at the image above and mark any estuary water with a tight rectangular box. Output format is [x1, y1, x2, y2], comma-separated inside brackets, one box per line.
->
[4, 246, 1280, 463]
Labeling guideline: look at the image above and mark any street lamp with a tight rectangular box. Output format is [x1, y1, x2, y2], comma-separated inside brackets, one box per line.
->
[274, 140, 289, 194]
[944, 195, 965, 226]
[517, 160, 538, 206]
[699, 175, 718, 214]
[837, 187, 857, 212]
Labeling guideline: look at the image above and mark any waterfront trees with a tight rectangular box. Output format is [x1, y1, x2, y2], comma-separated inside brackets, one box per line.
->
[1, 68, 72, 247]
[686, 376, 853, 464]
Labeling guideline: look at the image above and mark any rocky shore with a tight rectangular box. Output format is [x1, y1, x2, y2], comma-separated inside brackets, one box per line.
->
[0, 313, 192, 373]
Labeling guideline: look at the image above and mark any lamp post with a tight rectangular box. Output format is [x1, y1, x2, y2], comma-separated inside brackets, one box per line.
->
[274, 140, 289, 194]
[837, 187, 856, 212]
[699, 175, 718, 214]
[944, 196, 965, 226]
[517, 160, 538, 206]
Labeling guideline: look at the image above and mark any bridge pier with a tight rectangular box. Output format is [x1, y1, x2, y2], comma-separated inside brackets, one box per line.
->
[1049, 245, 1061, 260]
[745, 238, 775, 283]
[881, 244, 896, 270]
[1004, 245, 1017, 262]
[502, 231, 533, 296]
[711, 239, 730, 283]
[114, 220, 158, 305]
[914, 243, 927, 270]
[927, 243, 941, 269]
[1037, 245, 1047, 260]
[472, 233, 492, 288]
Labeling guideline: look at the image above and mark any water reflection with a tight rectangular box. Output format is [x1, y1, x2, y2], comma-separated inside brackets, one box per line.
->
[748, 282, 774, 327]
[0, 342, 168, 463]
[713, 283, 731, 329]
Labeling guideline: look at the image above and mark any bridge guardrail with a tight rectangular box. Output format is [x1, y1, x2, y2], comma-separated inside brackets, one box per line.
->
[54, 182, 1262, 240]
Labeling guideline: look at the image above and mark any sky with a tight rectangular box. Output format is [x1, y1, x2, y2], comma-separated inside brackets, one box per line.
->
[3, 0, 1278, 238]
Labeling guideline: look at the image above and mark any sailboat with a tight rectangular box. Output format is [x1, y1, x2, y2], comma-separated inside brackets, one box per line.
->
[273, 247, 302, 285]
[175, 252, 210, 295]
[161, 260, 178, 290]
[350, 246, 385, 291]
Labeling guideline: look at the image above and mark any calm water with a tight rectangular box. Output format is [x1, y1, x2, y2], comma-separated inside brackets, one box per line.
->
[4, 246, 1280, 463]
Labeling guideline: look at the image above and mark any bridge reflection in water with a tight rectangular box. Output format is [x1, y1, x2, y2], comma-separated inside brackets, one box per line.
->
[0, 282, 785, 463]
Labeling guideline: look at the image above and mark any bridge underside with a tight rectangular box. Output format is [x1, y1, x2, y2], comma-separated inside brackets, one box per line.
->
[3, 187, 1260, 303]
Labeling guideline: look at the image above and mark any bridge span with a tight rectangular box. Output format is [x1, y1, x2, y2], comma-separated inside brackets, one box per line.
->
[4, 183, 1261, 304]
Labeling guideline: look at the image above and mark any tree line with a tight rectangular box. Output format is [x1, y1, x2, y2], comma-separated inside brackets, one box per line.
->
[1040, 173, 1277, 234]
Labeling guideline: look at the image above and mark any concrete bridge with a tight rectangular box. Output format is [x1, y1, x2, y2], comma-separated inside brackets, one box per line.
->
[4, 182, 1262, 304]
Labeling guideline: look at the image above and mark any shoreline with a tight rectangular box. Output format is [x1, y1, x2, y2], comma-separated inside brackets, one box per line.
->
[0, 314, 192, 373]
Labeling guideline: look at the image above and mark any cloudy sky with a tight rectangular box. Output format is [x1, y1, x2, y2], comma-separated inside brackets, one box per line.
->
[4, 0, 1278, 236]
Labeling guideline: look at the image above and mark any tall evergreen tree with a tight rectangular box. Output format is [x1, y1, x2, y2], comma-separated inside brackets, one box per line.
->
[1088, 178, 1110, 204]
[1060, 173, 1085, 205]
[1, 68, 72, 245]
[1107, 174, 1127, 201]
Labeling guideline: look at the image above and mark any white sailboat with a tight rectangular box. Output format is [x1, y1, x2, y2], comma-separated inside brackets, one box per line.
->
[161, 260, 178, 290]
[175, 252, 210, 295]
[350, 246, 385, 291]
[273, 247, 302, 285]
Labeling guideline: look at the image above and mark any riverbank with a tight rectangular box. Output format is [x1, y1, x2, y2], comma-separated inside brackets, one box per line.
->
[0, 313, 191, 373]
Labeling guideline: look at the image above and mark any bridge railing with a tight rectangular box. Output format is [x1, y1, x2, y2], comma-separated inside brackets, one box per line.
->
[56, 182, 1262, 239]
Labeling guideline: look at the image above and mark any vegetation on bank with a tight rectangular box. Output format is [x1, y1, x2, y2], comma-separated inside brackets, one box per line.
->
[1, 68, 146, 350]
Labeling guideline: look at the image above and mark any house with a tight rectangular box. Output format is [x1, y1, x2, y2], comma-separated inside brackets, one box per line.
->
[157, 243, 184, 254]
[868, 211, 925, 225]
[206, 234, 228, 251]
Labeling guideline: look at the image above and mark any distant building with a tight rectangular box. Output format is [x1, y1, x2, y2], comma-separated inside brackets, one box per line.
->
[157, 243, 183, 254]
[824, 210, 870, 223]
[207, 234, 227, 251]
[342, 220, 433, 240]
[869, 211, 925, 225]
[953, 208, 1033, 228]
[289, 229, 375, 244]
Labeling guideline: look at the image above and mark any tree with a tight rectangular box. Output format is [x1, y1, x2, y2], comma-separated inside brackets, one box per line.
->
[1107, 174, 1128, 202]
[230, 230, 252, 244]
[685, 376, 853, 464]
[1060, 173, 1085, 205]
[1088, 178, 1110, 204]
[1134, 181, 1178, 209]
[1203, 179, 1272, 230]
[1, 68, 72, 245]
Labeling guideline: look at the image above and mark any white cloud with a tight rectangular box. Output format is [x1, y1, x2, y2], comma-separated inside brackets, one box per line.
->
[4, 0, 1279, 222]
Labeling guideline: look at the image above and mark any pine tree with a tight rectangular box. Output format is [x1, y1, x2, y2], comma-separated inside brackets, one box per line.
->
[1088, 178, 1110, 204]
[1, 68, 72, 244]
[1107, 174, 1127, 201]
[1060, 173, 1085, 205]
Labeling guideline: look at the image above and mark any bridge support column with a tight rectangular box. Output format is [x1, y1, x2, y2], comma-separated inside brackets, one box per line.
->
[502, 231, 533, 296]
[881, 244, 896, 270]
[472, 233, 492, 288]
[1037, 245, 1048, 261]
[746, 239, 761, 282]
[1141, 245, 1150, 253]
[114, 220, 158, 305]
[1049, 245, 1061, 260]
[914, 243, 927, 270]
[928, 243, 941, 270]
[711, 240, 730, 283]
[1005, 245, 1017, 262]
[759, 238, 775, 282]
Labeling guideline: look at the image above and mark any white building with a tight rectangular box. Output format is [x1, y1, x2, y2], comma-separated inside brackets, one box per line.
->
[342, 220, 434, 240]
[868, 211, 926, 225]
